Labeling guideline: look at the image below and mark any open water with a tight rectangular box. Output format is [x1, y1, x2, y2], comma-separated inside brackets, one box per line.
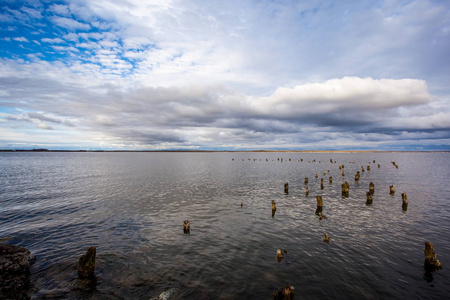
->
[1, 152, 449, 299]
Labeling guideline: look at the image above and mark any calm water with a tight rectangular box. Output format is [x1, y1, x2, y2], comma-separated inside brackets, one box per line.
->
[1, 152, 450, 299]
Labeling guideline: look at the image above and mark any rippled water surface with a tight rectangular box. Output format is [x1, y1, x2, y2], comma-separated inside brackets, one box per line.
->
[1, 152, 450, 299]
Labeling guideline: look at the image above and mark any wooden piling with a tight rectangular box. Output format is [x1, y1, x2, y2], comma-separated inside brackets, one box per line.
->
[341, 181, 349, 196]
[316, 196, 323, 207]
[366, 192, 373, 205]
[402, 193, 408, 210]
[389, 185, 395, 194]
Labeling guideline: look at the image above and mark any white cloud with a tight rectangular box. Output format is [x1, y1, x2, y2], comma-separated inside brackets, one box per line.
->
[13, 37, 29, 42]
[51, 16, 90, 30]
[20, 6, 42, 19]
[37, 123, 53, 130]
[47, 4, 70, 16]
[41, 37, 65, 44]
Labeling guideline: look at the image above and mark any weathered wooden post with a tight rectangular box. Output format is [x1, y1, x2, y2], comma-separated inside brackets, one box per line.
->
[184, 220, 190, 234]
[424, 241, 442, 269]
[355, 171, 360, 181]
[320, 178, 324, 190]
[70, 247, 97, 291]
[272, 200, 276, 218]
[342, 171, 345, 176]
[315, 173, 318, 179]
[284, 183, 289, 194]
[378, 164, 380, 168]
[273, 284, 295, 300]
[323, 234, 330, 243]
[389, 185, 395, 195]
[304, 177, 309, 184]
[316, 195, 323, 207]
[366, 192, 373, 205]
[369, 182, 375, 194]
[367, 165, 370, 171]
[361, 166, 365, 172]
[305, 186, 309, 196]
[341, 181, 349, 197]
[402, 193, 408, 210]
[329, 176, 332, 184]
[78, 247, 96, 281]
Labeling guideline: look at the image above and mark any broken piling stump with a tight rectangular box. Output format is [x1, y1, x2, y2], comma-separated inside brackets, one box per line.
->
[401, 193, 408, 210]
[424, 241, 442, 270]
[341, 181, 349, 197]
[284, 183, 289, 194]
[184, 220, 190, 234]
[390, 185, 395, 195]
[369, 182, 374, 194]
[273, 284, 295, 300]
[366, 192, 373, 205]
[71, 246, 97, 291]
[316, 196, 323, 207]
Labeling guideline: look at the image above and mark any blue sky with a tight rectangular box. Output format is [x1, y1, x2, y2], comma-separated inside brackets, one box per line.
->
[1, 0, 449, 150]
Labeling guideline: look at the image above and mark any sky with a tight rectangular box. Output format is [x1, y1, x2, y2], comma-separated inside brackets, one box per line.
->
[0, 0, 449, 151]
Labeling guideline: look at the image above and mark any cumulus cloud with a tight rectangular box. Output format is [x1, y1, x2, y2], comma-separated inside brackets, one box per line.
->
[51, 16, 90, 30]
[47, 4, 71, 16]
[41, 37, 65, 44]
[13, 37, 29, 42]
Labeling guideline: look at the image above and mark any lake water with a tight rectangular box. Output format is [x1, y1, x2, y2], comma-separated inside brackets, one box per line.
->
[1, 152, 449, 299]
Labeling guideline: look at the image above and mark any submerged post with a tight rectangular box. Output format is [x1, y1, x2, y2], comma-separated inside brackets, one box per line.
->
[329, 176, 332, 184]
[284, 183, 289, 194]
[355, 171, 360, 181]
[304, 177, 309, 184]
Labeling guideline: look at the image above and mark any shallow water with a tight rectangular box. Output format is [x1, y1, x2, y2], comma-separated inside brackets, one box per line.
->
[1, 152, 449, 299]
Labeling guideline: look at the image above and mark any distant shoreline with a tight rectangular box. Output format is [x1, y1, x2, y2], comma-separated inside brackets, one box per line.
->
[1, 149, 448, 153]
